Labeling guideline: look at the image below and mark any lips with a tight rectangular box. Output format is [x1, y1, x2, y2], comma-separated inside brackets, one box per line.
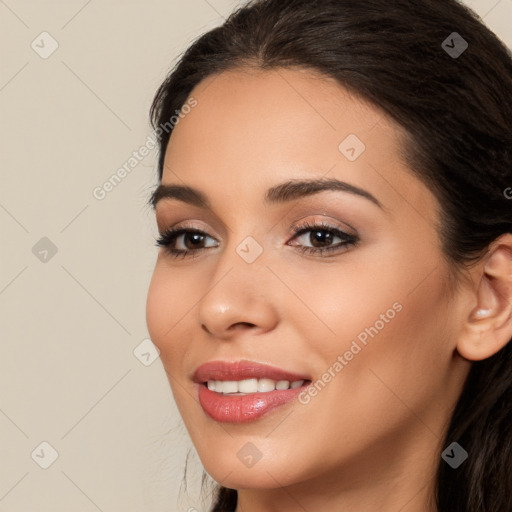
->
[193, 360, 311, 383]
[193, 360, 312, 423]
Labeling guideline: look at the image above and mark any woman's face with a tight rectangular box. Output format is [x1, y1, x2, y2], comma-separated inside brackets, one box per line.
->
[146, 68, 471, 495]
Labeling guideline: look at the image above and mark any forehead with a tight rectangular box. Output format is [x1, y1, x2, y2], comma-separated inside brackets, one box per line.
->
[160, 67, 435, 222]
[166, 67, 401, 164]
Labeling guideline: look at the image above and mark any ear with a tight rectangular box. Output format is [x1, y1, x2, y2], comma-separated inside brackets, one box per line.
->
[457, 233, 512, 361]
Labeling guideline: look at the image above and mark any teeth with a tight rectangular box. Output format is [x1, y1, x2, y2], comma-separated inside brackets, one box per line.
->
[221, 381, 238, 394]
[257, 378, 275, 392]
[276, 380, 290, 390]
[239, 378, 258, 393]
[206, 378, 305, 394]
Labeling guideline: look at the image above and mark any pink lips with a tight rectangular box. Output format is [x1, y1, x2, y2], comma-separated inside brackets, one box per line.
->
[193, 360, 311, 383]
[193, 360, 311, 423]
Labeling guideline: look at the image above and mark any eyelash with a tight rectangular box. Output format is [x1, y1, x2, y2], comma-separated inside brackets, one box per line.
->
[155, 220, 359, 259]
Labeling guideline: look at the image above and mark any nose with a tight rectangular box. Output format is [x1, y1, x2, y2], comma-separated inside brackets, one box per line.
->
[197, 248, 279, 340]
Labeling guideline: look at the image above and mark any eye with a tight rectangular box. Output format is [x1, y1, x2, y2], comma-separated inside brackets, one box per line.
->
[155, 227, 218, 259]
[288, 220, 359, 257]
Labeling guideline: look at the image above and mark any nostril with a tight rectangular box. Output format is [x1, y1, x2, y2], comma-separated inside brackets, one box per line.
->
[232, 322, 256, 329]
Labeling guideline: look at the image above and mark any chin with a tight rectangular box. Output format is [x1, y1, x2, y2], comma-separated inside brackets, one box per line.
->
[204, 461, 301, 490]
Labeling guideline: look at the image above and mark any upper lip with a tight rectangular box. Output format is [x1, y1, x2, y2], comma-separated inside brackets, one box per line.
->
[193, 360, 311, 383]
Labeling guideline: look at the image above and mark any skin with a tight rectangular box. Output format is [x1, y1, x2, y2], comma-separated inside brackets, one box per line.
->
[146, 67, 512, 512]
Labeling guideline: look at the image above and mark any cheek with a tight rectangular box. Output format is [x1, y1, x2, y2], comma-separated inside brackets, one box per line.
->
[145, 267, 165, 346]
[146, 264, 186, 360]
[291, 236, 451, 361]
[285, 249, 454, 415]
[277, 255, 407, 361]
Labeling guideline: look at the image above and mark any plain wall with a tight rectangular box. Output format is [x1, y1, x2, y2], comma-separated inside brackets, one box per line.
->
[1, 0, 511, 510]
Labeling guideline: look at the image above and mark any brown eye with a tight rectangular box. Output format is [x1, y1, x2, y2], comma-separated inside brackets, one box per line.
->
[179, 232, 207, 250]
[289, 221, 359, 256]
[304, 229, 337, 248]
[156, 228, 218, 258]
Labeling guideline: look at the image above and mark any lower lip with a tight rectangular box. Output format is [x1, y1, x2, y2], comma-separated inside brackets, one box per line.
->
[197, 382, 309, 423]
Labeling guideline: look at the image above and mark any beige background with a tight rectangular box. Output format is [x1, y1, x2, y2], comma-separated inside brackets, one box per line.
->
[0, 1, 510, 511]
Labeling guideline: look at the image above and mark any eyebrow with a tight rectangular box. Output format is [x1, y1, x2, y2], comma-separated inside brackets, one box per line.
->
[150, 177, 383, 210]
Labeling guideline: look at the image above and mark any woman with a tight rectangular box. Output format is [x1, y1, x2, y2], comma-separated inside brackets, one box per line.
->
[145, 0, 512, 510]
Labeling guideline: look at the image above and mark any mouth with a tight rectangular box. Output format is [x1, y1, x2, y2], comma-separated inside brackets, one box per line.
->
[201, 377, 310, 395]
[193, 360, 312, 423]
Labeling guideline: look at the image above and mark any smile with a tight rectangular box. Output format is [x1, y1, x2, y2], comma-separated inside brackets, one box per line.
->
[206, 378, 306, 394]
[193, 360, 312, 423]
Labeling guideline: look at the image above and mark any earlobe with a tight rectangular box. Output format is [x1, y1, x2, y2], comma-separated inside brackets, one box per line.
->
[467, 274, 498, 322]
[471, 308, 492, 319]
[457, 234, 512, 361]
